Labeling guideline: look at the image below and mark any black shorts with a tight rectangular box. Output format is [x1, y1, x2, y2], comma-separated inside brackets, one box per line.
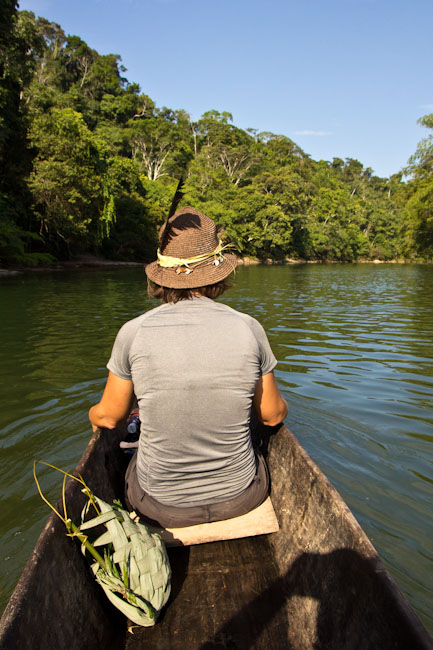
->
[125, 452, 269, 528]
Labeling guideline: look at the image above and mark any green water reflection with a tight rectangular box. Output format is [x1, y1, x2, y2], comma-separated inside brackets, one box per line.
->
[1, 264, 432, 633]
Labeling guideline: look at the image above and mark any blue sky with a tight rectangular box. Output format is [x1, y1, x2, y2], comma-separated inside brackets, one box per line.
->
[17, 0, 433, 178]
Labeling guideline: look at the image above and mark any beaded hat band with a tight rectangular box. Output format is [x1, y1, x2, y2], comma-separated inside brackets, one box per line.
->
[145, 207, 237, 289]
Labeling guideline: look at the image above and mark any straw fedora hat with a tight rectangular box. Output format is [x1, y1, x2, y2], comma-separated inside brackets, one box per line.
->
[145, 207, 237, 289]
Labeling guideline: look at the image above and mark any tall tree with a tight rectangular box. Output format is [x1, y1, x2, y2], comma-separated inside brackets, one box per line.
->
[404, 113, 433, 256]
[0, 7, 47, 264]
[28, 108, 115, 256]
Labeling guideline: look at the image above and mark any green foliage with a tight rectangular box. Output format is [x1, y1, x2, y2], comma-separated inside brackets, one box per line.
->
[0, 206, 54, 266]
[0, 8, 425, 266]
[99, 159, 168, 261]
[28, 107, 116, 253]
[404, 178, 433, 257]
[403, 112, 433, 258]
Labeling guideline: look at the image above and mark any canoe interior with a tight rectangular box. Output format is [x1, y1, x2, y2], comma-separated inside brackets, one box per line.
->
[1, 424, 432, 650]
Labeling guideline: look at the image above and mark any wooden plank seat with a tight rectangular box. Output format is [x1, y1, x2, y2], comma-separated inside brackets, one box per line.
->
[132, 496, 280, 547]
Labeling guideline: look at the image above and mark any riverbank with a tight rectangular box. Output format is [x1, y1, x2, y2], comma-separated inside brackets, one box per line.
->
[238, 256, 427, 265]
[0, 255, 144, 277]
[1, 254, 430, 277]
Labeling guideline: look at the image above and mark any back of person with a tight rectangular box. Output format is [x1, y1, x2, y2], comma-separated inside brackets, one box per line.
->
[108, 296, 276, 506]
[89, 206, 288, 527]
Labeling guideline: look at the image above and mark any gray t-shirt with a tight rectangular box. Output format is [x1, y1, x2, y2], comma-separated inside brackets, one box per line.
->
[107, 296, 277, 506]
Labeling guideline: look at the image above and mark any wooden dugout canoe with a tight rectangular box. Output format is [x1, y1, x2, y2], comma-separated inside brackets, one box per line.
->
[1, 423, 432, 650]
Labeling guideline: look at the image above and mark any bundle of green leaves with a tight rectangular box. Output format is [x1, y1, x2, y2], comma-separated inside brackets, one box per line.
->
[34, 462, 171, 627]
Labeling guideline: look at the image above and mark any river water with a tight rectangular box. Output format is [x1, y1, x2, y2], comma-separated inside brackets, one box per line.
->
[0, 264, 432, 633]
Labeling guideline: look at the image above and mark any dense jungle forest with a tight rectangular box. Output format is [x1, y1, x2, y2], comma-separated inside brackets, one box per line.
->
[1, 3, 433, 266]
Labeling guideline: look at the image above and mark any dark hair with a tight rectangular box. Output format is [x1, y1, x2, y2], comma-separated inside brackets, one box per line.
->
[147, 278, 232, 303]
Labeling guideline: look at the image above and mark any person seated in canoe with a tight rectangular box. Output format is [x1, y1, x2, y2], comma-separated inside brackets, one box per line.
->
[89, 207, 288, 527]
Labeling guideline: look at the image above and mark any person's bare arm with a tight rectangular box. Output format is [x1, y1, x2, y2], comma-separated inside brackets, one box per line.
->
[89, 371, 134, 432]
[253, 371, 288, 427]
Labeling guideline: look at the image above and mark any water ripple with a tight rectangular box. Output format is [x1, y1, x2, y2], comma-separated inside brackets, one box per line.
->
[1, 264, 433, 632]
